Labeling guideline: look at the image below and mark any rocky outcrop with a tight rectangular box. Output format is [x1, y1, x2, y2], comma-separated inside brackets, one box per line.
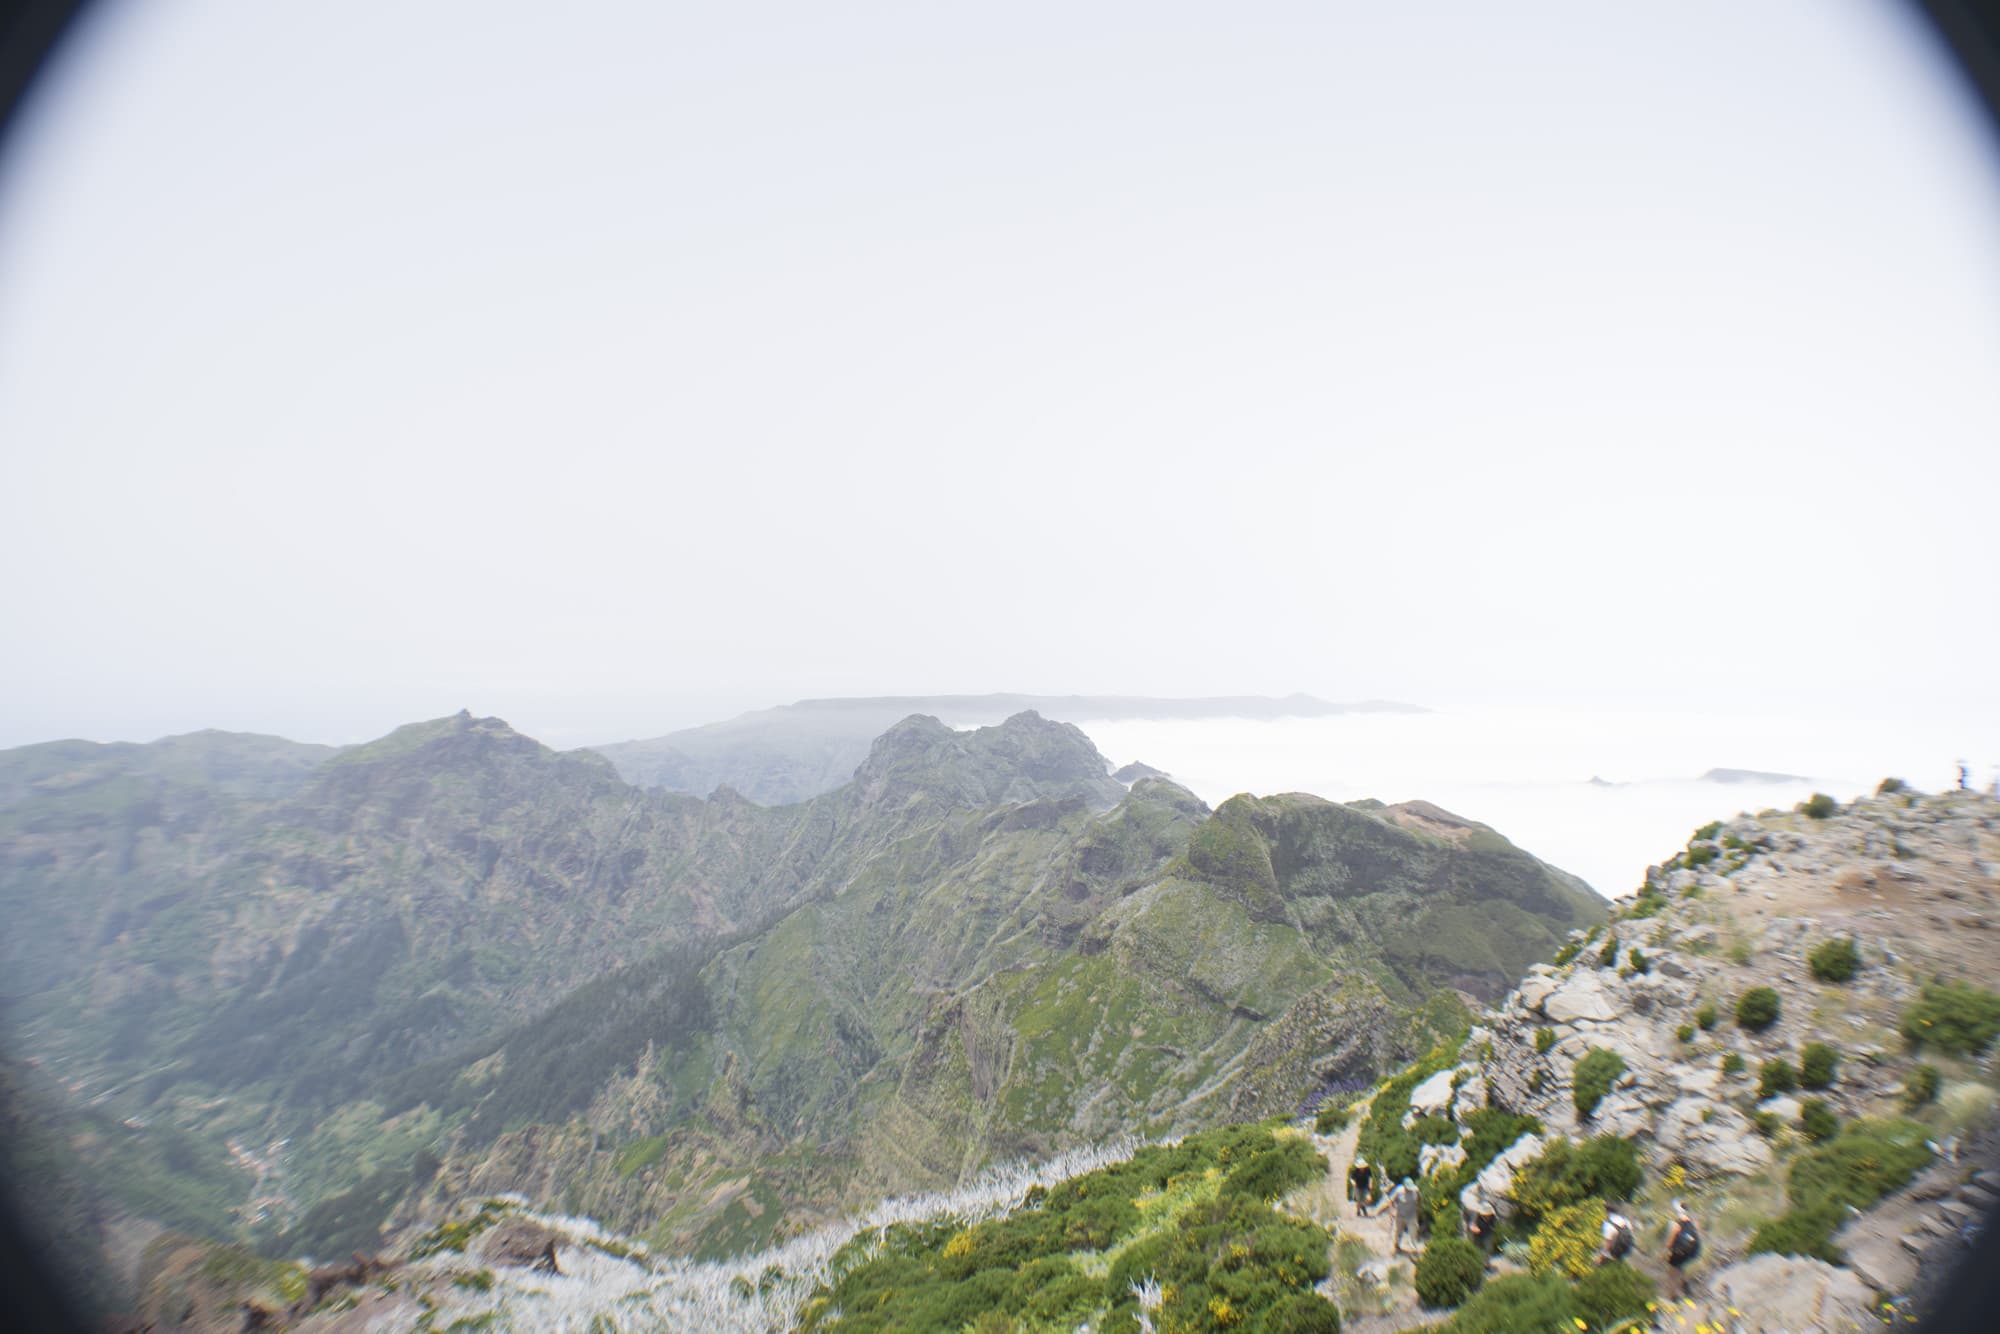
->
[1706, 1253, 1875, 1332]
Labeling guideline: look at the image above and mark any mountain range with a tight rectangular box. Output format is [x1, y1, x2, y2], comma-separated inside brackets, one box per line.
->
[588, 693, 1422, 806]
[0, 704, 1592, 1321]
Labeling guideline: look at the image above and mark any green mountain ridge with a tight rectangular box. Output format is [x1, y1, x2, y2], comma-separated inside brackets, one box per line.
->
[0, 708, 1598, 1318]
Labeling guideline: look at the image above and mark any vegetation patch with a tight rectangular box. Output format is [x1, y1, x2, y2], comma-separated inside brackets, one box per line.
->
[1571, 1049, 1625, 1121]
[1798, 1041, 1839, 1090]
[798, 1121, 1334, 1333]
[1900, 981, 2000, 1057]
[1749, 1117, 1933, 1263]
[1758, 1058, 1797, 1100]
[1414, 1236, 1486, 1308]
[1807, 938, 1860, 983]
[1736, 987, 1781, 1031]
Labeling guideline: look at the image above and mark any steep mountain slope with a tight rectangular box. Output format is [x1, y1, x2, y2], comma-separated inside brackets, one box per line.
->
[359, 744, 1597, 1260]
[276, 787, 2000, 1334]
[1, 708, 1596, 1322]
[588, 692, 1421, 805]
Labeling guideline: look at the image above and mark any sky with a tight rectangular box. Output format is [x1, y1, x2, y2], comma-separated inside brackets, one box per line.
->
[2, 1, 1998, 751]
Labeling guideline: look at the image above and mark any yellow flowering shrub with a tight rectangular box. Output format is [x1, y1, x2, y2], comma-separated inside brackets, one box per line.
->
[1528, 1199, 1605, 1279]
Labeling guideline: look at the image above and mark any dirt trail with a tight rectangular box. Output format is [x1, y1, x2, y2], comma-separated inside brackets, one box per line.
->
[1309, 1107, 1432, 1332]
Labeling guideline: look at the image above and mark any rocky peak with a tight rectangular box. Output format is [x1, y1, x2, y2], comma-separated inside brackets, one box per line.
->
[849, 711, 1124, 813]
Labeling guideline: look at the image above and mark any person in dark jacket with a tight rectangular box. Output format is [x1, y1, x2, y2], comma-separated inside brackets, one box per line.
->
[1348, 1155, 1372, 1207]
[1664, 1199, 1701, 1298]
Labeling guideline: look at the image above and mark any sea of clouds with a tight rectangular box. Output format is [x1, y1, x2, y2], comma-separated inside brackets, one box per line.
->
[1069, 709, 1999, 899]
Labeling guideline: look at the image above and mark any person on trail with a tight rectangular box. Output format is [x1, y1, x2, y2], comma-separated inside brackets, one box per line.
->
[1468, 1189, 1499, 1260]
[1664, 1199, 1701, 1298]
[1598, 1209, 1636, 1265]
[1386, 1178, 1421, 1255]
[1348, 1155, 1372, 1206]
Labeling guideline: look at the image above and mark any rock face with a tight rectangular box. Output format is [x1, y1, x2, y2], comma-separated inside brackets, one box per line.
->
[1447, 788, 2000, 1327]
[1708, 1254, 1876, 1332]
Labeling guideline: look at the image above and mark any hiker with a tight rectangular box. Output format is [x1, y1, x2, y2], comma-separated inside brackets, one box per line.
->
[1664, 1199, 1701, 1298]
[1467, 1189, 1499, 1260]
[1385, 1177, 1421, 1255]
[1597, 1208, 1636, 1265]
[1348, 1155, 1372, 1206]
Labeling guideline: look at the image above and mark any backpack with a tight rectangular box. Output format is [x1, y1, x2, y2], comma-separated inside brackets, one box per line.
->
[1669, 1219, 1701, 1264]
[1605, 1221, 1633, 1260]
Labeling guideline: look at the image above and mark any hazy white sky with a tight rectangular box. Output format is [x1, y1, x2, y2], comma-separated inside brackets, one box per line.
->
[3, 1, 1997, 749]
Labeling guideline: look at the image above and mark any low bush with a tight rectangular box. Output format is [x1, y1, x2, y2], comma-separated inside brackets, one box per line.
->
[1552, 939, 1583, 967]
[1314, 1102, 1353, 1135]
[1750, 1118, 1934, 1266]
[1692, 820, 1724, 843]
[1696, 1002, 1719, 1030]
[1264, 1293, 1342, 1333]
[1413, 1237, 1486, 1309]
[1676, 1023, 1696, 1043]
[1801, 792, 1839, 819]
[1750, 1109, 1780, 1138]
[1900, 981, 2000, 1057]
[1534, 1027, 1556, 1055]
[1526, 1198, 1604, 1279]
[1685, 843, 1718, 868]
[1759, 1058, 1798, 1100]
[1748, 1201, 1845, 1263]
[1572, 1049, 1626, 1121]
[1721, 1050, 1746, 1076]
[1626, 948, 1650, 975]
[1440, 1273, 1577, 1333]
[1808, 938, 1860, 983]
[1800, 1098, 1838, 1143]
[1903, 1063, 1941, 1110]
[1511, 1135, 1641, 1224]
[1597, 936, 1620, 968]
[1799, 1041, 1839, 1090]
[1737, 986, 1782, 1031]
[1876, 777, 1907, 795]
[1573, 1260, 1656, 1330]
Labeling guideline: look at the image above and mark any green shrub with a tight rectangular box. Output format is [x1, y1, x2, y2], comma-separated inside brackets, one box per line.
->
[1534, 1027, 1556, 1055]
[1799, 1041, 1839, 1090]
[1314, 1102, 1353, 1135]
[1901, 981, 2000, 1056]
[1684, 843, 1718, 868]
[1721, 1050, 1745, 1076]
[1750, 1110, 1779, 1138]
[1552, 940, 1583, 967]
[1799, 1098, 1838, 1143]
[1801, 792, 1839, 819]
[1572, 1049, 1626, 1121]
[1877, 777, 1907, 795]
[1759, 1058, 1797, 1100]
[1440, 1274, 1577, 1333]
[1573, 1260, 1656, 1330]
[1737, 986, 1781, 1031]
[1696, 1002, 1718, 1030]
[1808, 938, 1860, 983]
[1511, 1135, 1642, 1223]
[1676, 1023, 1696, 1043]
[1903, 1063, 1941, 1109]
[1692, 820, 1724, 843]
[1626, 948, 1650, 975]
[1414, 1237, 1486, 1309]
[1748, 1202, 1846, 1263]
[1264, 1293, 1342, 1333]
[1528, 1069, 1547, 1094]
[1790, 1118, 1934, 1212]
[1597, 936, 1620, 968]
[1221, 1138, 1326, 1203]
